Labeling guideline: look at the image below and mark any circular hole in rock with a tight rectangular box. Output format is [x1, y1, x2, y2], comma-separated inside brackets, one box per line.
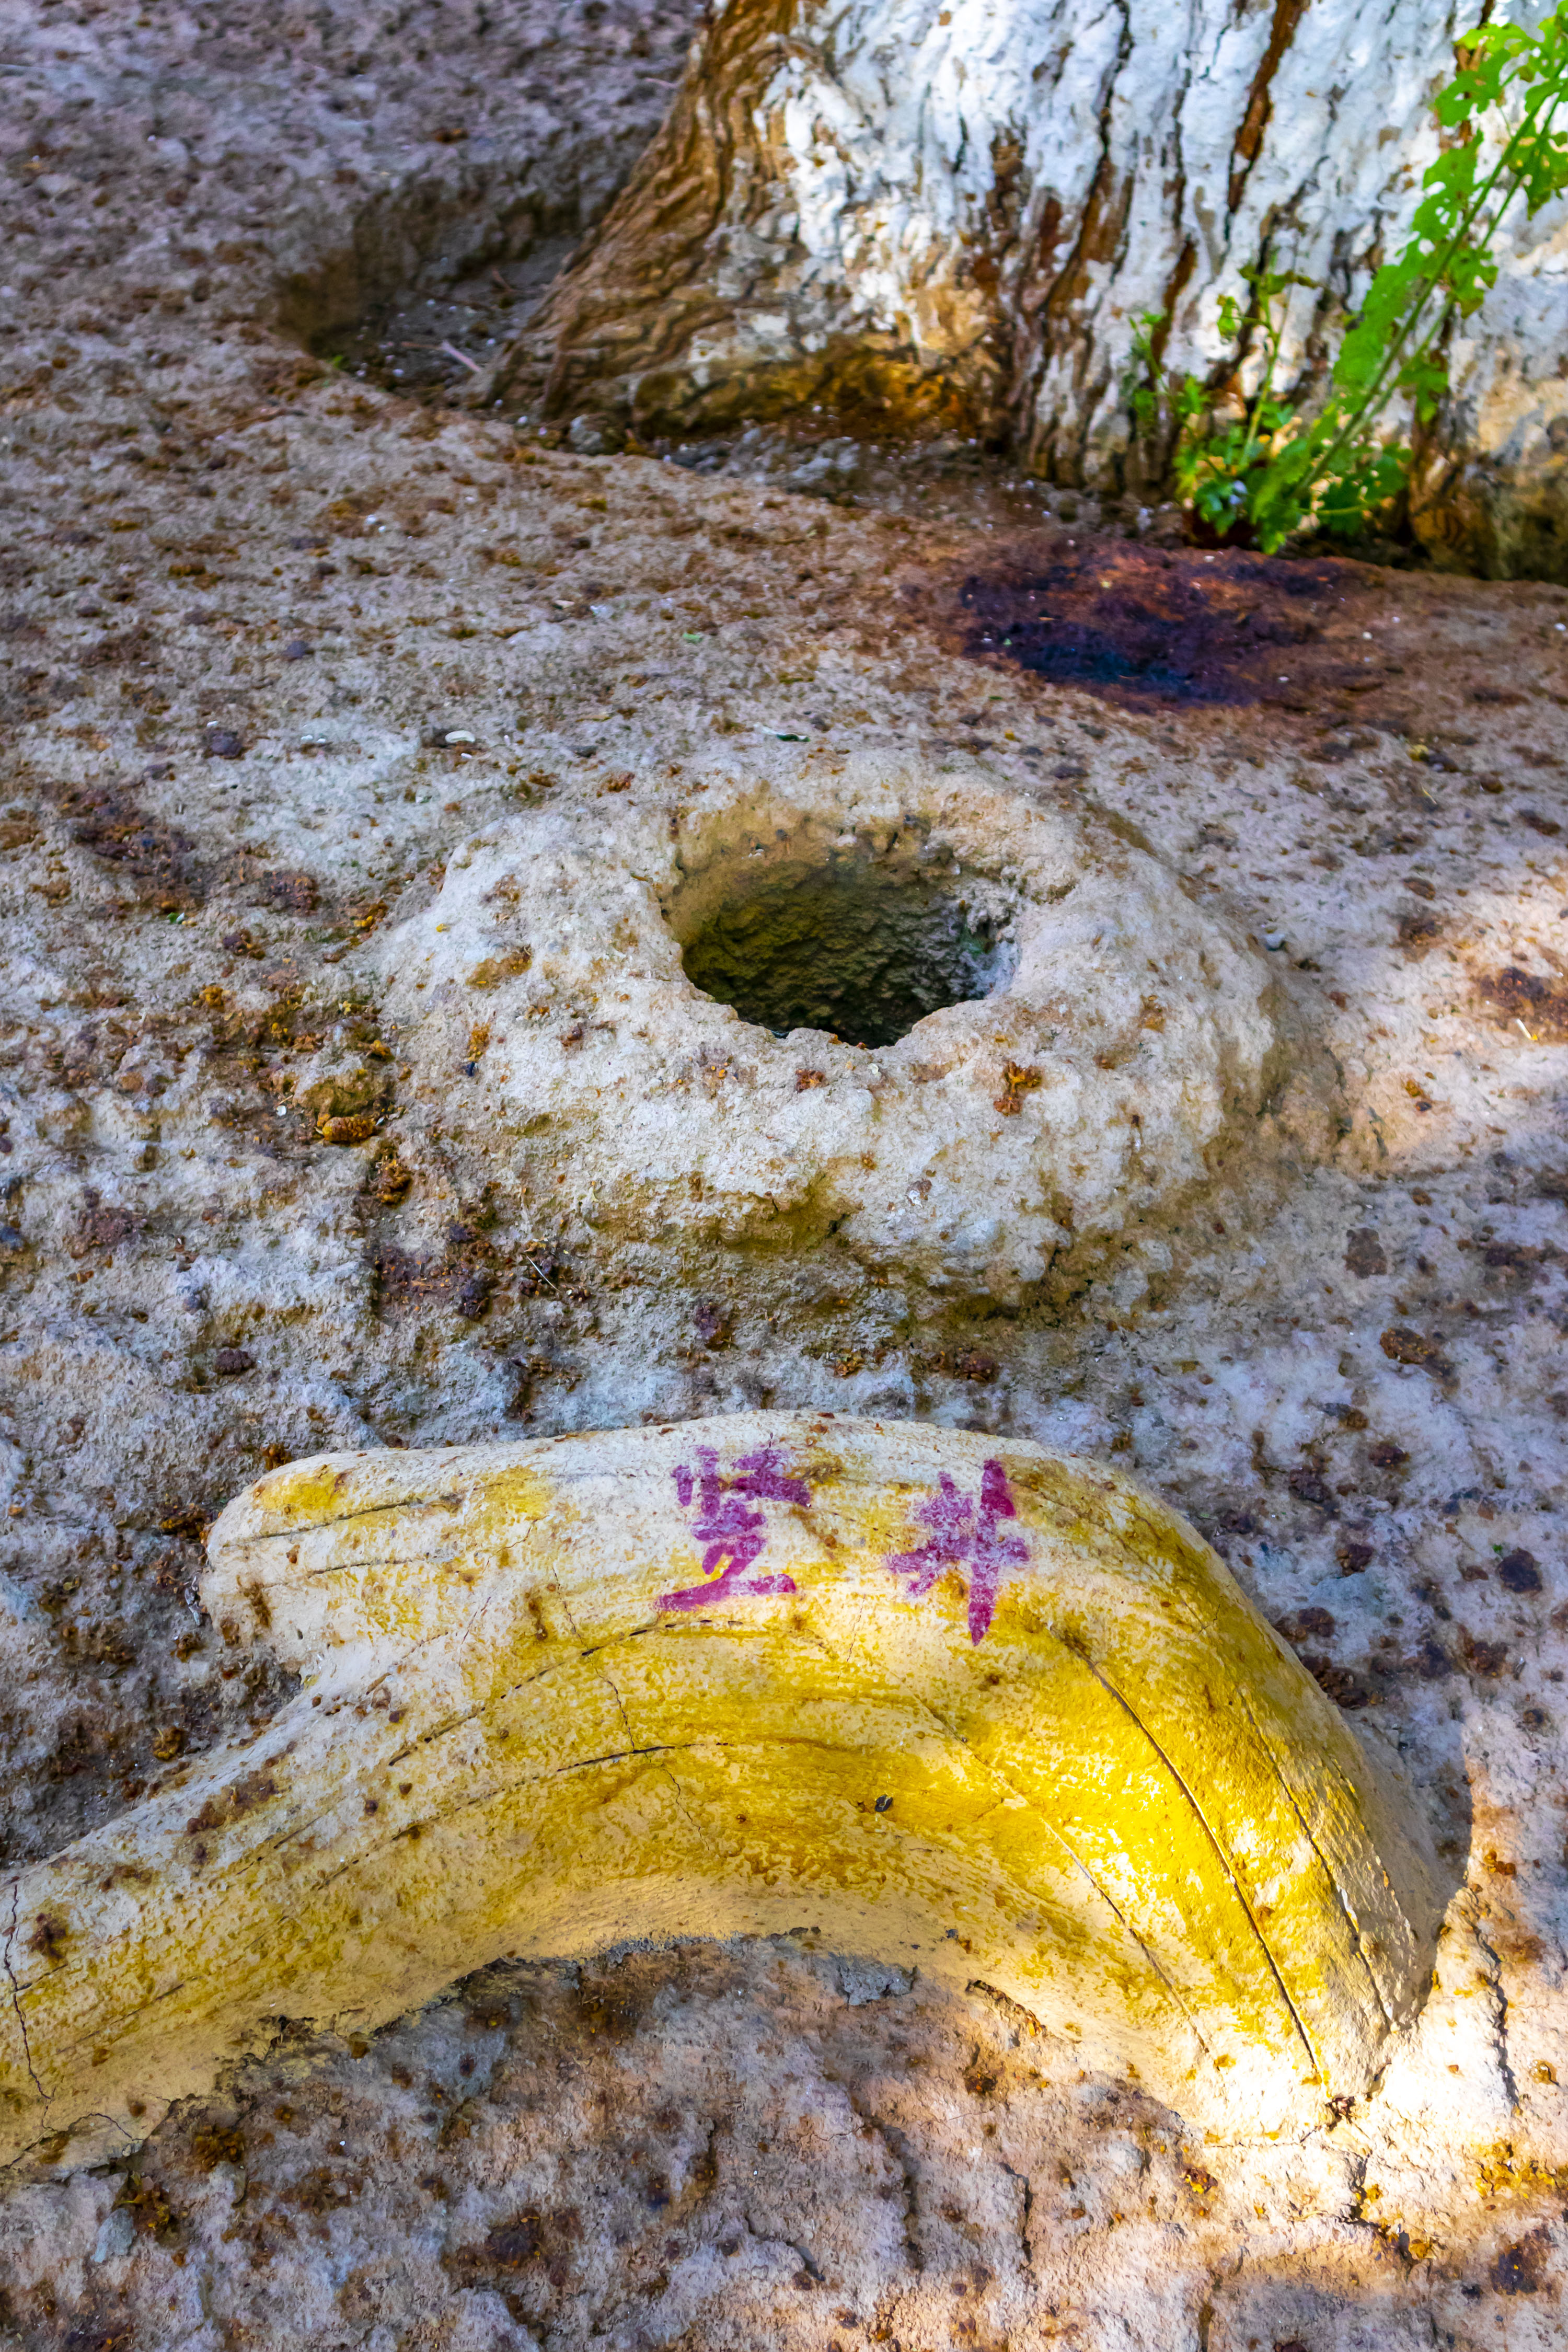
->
[681, 858, 1013, 1048]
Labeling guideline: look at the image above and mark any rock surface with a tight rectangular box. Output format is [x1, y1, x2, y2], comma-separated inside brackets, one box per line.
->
[383, 760, 1288, 1297]
[3, 1417, 1444, 2172]
[2, 0, 1568, 2344]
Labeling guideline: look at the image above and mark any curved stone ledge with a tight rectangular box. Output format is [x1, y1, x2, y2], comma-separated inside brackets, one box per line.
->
[378, 755, 1285, 1299]
[0, 1415, 1444, 2175]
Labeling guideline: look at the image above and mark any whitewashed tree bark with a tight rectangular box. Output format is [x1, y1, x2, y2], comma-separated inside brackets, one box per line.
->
[493, 0, 1568, 572]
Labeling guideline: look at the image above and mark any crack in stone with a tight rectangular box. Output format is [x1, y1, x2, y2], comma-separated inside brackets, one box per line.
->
[1059, 1634, 1321, 2079]
[839, 2076, 924, 2273]
[3, 1876, 47, 2107]
[998, 2158, 1034, 2277]
[1470, 1906, 1521, 2113]
[554, 1587, 710, 1856]
[1229, 1680, 1395, 2037]
[743, 2209, 824, 2280]
[244, 1485, 471, 1543]
[892, 1644, 1218, 2063]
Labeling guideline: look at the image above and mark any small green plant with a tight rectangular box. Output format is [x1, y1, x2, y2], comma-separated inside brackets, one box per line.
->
[1129, 4, 1568, 552]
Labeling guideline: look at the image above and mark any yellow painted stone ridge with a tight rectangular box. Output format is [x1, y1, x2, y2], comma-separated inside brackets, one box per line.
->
[0, 1415, 1442, 2172]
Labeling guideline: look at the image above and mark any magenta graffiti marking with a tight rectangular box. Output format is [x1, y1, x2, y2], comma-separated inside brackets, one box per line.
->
[886, 1459, 1029, 1644]
[658, 1442, 811, 1611]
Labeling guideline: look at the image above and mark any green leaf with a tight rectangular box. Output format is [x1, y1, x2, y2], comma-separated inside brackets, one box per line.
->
[1136, 0, 1568, 555]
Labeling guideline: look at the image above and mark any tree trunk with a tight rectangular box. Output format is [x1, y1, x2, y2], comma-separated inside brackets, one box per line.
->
[492, 0, 1568, 574]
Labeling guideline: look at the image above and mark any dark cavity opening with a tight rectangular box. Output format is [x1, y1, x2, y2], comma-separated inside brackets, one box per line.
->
[682, 862, 1010, 1049]
[272, 0, 707, 403]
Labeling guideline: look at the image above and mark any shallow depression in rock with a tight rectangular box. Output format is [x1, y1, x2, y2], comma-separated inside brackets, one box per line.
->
[678, 858, 1015, 1047]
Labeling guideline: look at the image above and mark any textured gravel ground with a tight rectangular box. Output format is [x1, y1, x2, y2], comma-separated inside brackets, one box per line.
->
[4, 3, 1568, 2346]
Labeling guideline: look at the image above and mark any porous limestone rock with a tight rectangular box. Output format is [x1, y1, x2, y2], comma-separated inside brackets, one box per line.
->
[0, 1416, 1442, 2175]
[378, 755, 1286, 1299]
[4, 5, 1568, 2332]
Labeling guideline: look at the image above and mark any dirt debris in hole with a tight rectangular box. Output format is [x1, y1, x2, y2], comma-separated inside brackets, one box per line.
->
[1, 0, 1568, 2341]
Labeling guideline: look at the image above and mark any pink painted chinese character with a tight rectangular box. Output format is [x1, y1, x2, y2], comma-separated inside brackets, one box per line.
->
[886, 1458, 1029, 1644]
[659, 1442, 810, 1612]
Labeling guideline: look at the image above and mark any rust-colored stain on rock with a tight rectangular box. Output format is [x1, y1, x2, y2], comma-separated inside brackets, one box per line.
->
[946, 537, 1394, 709]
